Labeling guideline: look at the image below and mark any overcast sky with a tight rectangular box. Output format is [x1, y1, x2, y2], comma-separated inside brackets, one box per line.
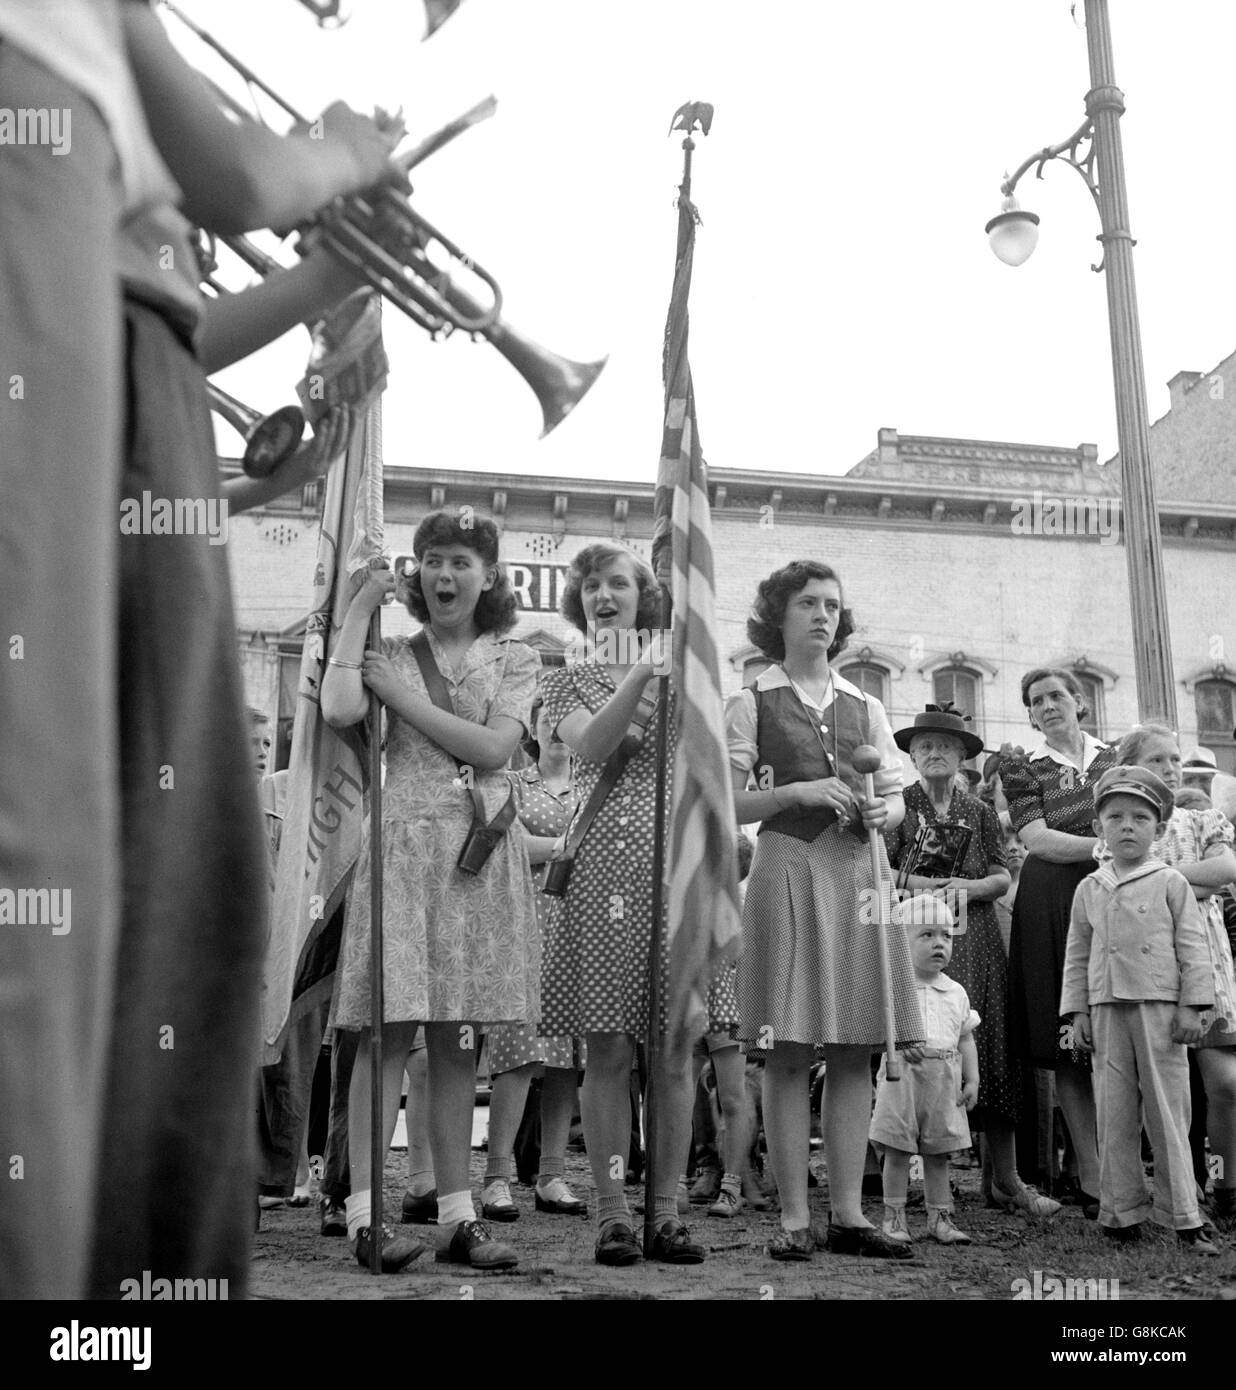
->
[181, 0, 1236, 486]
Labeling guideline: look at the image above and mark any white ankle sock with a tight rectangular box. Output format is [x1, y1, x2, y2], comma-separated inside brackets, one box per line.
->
[345, 1191, 371, 1242]
[436, 1190, 476, 1228]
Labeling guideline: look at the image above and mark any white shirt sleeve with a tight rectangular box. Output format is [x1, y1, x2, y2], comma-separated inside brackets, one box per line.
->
[866, 694, 904, 799]
[725, 687, 759, 776]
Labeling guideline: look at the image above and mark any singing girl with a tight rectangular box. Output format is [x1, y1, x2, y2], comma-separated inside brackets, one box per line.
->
[323, 511, 540, 1273]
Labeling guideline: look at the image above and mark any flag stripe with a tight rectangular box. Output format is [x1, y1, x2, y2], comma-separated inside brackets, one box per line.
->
[652, 193, 742, 1039]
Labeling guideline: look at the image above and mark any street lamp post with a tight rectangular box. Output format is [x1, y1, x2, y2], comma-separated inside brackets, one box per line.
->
[985, 0, 1178, 728]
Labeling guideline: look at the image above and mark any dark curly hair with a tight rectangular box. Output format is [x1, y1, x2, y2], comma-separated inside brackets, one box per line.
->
[1019, 666, 1089, 724]
[560, 543, 662, 636]
[746, 560, 854, 662]
[401, 510, 517, 635]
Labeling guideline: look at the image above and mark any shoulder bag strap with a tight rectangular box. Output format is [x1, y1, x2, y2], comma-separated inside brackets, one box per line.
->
[558, 689, 658, 861]
[409, 631, 515, 833]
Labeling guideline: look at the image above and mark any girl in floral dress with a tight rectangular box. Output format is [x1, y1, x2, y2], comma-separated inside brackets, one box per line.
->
[323, 512, 540, 1273]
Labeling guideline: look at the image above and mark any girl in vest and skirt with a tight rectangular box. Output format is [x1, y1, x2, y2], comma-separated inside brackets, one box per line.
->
[726, 561, 923, 1260]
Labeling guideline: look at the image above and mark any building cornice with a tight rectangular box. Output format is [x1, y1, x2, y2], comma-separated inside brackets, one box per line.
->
[222, 440, 1236, 548]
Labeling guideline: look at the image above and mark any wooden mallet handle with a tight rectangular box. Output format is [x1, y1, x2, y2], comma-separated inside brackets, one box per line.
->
[851, 744, 900, 1081]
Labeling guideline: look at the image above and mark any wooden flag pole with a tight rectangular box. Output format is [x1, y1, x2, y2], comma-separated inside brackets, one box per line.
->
[642, 104, 711, 1256]
[366, 605, 385, 1272]
[642, 594, 671, 1258]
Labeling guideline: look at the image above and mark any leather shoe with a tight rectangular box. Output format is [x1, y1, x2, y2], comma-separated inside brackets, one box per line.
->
[823, 1221, 914, 1259]
[320, 1197, 347, 1238]
[594, 1221, 643, 1266]
[534, 1177, 588, 1215]
[435, 1219, 518, 1270]
[480, 1179, 520, 1223]
[649, 1219, 705, 1264]
[354, 1225, 425, 1272]
[400, 1188, 439, 1224]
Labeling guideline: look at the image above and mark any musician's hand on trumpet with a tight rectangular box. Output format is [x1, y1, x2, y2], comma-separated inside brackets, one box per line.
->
[295, 100, 407, 196]
[126, 6, 406, 235]
[221, 404, 352, 514]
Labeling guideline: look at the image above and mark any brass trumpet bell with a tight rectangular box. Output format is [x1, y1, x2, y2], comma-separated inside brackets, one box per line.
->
[207, 382, 306, 478]
[486, 319, 607, 438]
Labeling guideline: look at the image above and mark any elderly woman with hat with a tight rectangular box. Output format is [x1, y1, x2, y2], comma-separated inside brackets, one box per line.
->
[885, 703, 1060, 1217]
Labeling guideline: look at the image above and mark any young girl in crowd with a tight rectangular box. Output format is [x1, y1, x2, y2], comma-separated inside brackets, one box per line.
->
[872, 894, 979, 1246]
[323, 511, 540, 1272]
[727, 560, 922, 1260]
[539, 544, 703, 1267]
[482, 700, 587, 1221]
[1112, 725, 1236, 1230]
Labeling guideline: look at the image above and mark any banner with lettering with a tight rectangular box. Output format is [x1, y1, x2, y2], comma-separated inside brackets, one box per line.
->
[261, 395, 385, 1058]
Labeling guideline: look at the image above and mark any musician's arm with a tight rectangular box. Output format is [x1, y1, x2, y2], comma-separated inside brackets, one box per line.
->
[122, 4, 396, 235]
[199, 247, 365, 373]
[222, 406, 351, 514]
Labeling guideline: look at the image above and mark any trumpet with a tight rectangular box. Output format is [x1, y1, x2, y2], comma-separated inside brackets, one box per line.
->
[164, 2, 606, 435]
[207, 381, 306, 479]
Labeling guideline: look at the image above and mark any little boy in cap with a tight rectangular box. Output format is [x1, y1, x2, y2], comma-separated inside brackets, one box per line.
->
[1060, 765, 1219, 1252]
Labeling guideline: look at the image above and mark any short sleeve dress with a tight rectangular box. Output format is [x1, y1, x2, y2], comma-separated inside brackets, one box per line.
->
[1096, 806, 1236, 1047]
[538, 661, 672, 1037]
[487, 768, 586, 1073]
[1002, 736, 1117, 1067]
[885, 784, 1018, 1125]
[726, 667, 923, 1049]
[332, 630, 541, 1029]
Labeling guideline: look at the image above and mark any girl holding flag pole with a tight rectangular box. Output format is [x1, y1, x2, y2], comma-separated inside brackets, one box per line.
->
[323, 511, 540, 1272]
[539, 544, 705, 1268]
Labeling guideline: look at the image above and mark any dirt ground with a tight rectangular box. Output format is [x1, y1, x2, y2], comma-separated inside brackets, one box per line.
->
[249, 1148, 1236, 1302]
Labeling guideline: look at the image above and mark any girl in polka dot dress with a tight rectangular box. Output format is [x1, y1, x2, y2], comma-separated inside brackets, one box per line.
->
[540, 544, 704, 1269]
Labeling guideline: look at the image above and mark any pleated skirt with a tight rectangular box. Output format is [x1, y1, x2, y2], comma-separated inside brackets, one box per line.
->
[737, 828, 923, 1049]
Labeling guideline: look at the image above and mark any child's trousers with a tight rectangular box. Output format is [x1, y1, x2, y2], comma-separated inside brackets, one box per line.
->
[1091, 1002, 1200, 1230]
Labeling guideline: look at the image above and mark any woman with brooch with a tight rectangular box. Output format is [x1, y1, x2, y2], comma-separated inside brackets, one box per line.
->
[1001, 667, 1118, 1218]
[885, 703, 1060, 1221]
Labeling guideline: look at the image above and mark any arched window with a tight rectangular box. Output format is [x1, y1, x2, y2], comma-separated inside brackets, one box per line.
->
[839, 661, 889, 705]
[932, 667, 983, 735]
[1195, 679, 1236, 774]
[520, 629, 570, 668]
[1071, 670, 1104, 740]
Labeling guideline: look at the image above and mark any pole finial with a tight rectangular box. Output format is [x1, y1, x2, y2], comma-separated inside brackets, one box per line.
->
[668, 101, 714, 139]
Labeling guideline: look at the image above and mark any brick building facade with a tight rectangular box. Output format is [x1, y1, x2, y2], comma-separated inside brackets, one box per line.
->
[227, 410, 1236, 776]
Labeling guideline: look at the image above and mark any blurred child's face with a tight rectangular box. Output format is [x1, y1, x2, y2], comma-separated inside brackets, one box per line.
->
[1095, 793, 1162, 866]
[908, 919, 953, 977]
[1135, 732, 1181, 791]
[418, 543, 495, 632]
[1004, 833, 1025, 877]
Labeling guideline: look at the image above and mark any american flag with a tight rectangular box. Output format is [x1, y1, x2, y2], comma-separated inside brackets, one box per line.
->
[650, 182, 743, 1038]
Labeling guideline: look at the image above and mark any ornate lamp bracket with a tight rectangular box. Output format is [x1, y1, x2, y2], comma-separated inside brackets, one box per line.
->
[1001, 117, 1106, 271]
